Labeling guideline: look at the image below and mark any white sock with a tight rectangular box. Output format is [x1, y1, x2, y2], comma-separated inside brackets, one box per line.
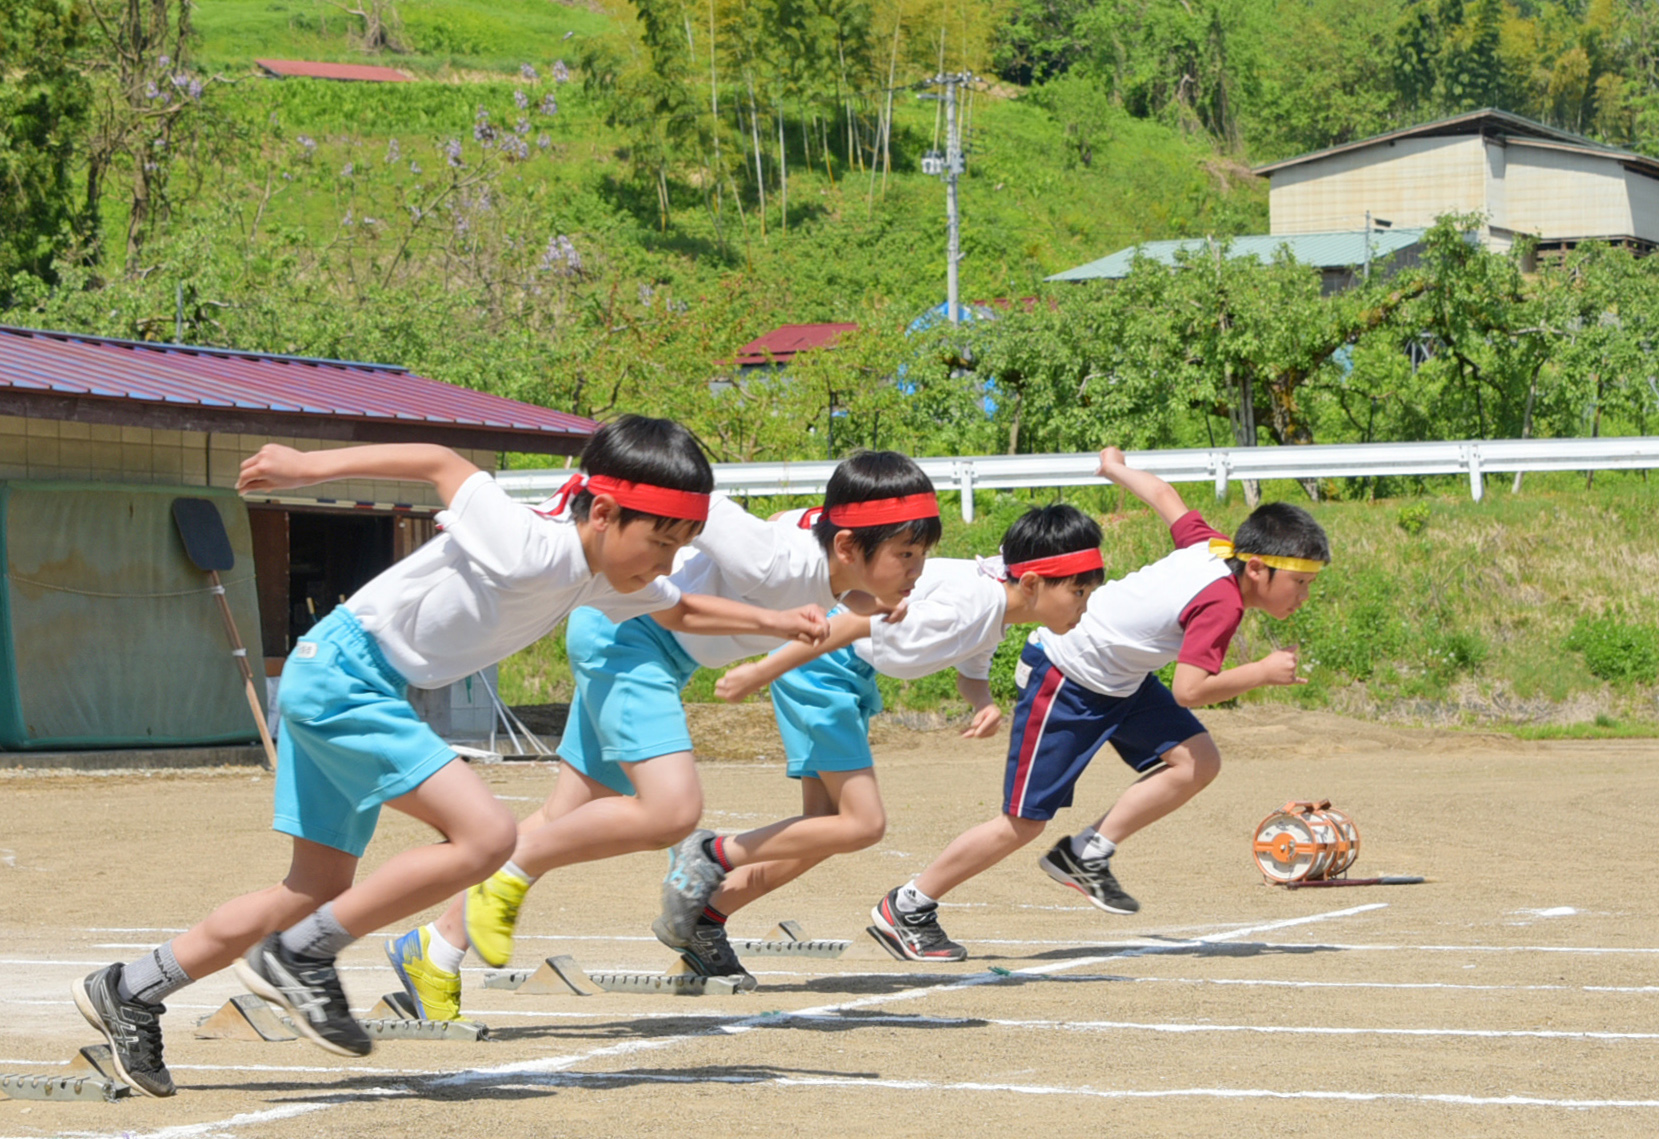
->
[500, 860, 536, 885]
[424, 924, 466, 975]
[895, 880, 938, 914]
[1072, 828, 1117, 862]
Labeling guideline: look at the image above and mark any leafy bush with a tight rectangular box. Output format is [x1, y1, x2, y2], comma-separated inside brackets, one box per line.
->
[1565, 617, 1659, 684]
[1396, 501, 1431, 535]
[989, 623, 1037, 703]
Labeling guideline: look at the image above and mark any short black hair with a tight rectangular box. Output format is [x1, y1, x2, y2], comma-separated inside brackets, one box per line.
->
[811, 450, 942, 559]
[1225, 502, 1330, 577]
[1000, 504, 1106, 587]
[569, 414, 713, 532]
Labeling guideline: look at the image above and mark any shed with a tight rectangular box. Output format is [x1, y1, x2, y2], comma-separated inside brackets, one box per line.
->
[726, 323, 858, 371]
[0, 325, 595, 750]
[256, 59, 412, 82]
[1048, 229, 1428, 294]
[1253, 109, 1659, 255]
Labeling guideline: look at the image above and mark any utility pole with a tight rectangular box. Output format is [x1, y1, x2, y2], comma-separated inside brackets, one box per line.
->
[920, 73, 974, 323]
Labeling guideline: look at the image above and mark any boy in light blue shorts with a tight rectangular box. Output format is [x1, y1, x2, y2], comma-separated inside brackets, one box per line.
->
[73, 417, 824, 1096]
[674, 504, 1108, 980]
[409, 451, 941, 1012]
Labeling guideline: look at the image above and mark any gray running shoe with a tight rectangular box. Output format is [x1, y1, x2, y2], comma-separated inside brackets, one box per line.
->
[678, 919, 758, 992]
[655, 829, 726, 949]
[235, 934, 373, 1057]
[72, 964, 175, 1097]
[869, 888, 967, 962]
[1038, 838, 1140, 914]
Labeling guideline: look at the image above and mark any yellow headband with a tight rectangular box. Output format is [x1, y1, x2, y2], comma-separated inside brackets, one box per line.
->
[1209, 538, 1327, 575]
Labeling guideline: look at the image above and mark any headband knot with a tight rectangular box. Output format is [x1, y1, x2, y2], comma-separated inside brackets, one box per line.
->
[541, 472, 710, 522]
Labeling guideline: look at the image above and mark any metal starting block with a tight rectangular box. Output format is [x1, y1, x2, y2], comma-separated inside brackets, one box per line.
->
[730, 920, 850, 959]
[0, 1046, 130, 1102]
[362, 993, 490, 1041]
[484, 954, 741, 996]
[194, 993, 298, 1041]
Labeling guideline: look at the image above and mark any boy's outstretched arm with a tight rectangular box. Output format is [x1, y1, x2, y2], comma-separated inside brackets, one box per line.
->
[238, 443, 479, 507]
[654, 597, 830, 644]
[955, 673, 1001, 739]
[714, 610, 873, 702]
[1170, 648, 1305, 708]
[1097, 446, 1189, 529]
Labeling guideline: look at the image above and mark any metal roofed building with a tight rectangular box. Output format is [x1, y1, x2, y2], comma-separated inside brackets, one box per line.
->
[1047, 228, 1428, 294]
[726, 323, 858, 371]
[0, 325, 597, 748]
[1253, 108, 1659, 255]
[256, 58, 412, 82]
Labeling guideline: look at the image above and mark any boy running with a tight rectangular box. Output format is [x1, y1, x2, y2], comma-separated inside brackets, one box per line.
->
[656, 504, 1107, 984]
[73, 416, 825, 1096]
[870, 447, 1329, 961]
[387, 451, 941, 1016]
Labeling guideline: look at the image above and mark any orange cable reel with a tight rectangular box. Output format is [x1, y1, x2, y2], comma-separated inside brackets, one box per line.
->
[1252, 799, 1361, 885]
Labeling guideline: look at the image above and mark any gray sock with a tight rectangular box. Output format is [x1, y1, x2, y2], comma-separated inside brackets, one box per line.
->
[118, 941, 191, 1005]
[279, 901, 356, 960]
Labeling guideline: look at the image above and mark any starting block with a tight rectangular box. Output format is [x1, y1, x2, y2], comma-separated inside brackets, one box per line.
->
[194, 993, 298, 1041]
[730, 920, 849, 959]
[484, 954, 742, 997]
[0, 1046, 131, 1102]
[362, 993, 490, 1041]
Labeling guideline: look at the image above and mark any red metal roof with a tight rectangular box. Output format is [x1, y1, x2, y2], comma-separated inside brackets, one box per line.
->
[256, 59, 412, 82]
[0, 325, 595, 453]
[729, 323, 857, 367]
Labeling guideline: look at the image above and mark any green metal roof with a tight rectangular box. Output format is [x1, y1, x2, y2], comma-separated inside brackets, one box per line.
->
[1047, 228, 1428, 282]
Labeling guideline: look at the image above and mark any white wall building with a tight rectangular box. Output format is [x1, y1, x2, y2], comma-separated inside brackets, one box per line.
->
[1255, 108, 1659, 255]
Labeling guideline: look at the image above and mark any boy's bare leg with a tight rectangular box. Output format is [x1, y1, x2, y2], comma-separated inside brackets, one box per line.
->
[712, 771, 885, 914]
[720, 767, 886, 866]
[513, 751, 702, 876]
[1092, 732, 1221, 845]
[170, 839, 358, 980]
[328, 758, 519, 936]
[914, 812, 1049, 900]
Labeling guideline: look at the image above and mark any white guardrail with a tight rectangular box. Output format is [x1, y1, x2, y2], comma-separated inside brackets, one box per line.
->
[496, 436, 1659, 522]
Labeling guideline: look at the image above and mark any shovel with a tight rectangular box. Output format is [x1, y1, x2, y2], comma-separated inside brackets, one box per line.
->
[171, 498, 279, 771]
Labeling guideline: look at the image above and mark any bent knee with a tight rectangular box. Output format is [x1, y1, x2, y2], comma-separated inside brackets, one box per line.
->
[844, 811, 887, 850]
[1006, 813, 1049, 842]
[466, 808, 521, 876]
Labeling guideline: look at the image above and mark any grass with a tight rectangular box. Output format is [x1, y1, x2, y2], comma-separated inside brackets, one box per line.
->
[193, 0, 613, 75]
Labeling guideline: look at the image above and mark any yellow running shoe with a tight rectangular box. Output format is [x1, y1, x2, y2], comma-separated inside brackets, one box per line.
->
[384, 927, 466, 1021]
[465, 869, 531, 968]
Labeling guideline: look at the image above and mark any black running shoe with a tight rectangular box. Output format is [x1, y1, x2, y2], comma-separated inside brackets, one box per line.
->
[679, 919, 758, 992]
[1038, 838, 1140, 914]
[72, 964, 175, 1098]
[869, 888, 967, 962]
[234, 934, 373, 1057]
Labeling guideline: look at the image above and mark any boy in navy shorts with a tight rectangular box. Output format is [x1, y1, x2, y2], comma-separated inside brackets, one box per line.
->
[872, 446, 1329, 961]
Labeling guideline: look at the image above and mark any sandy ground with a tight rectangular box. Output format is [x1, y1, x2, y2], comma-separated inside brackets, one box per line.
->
[2, 705, 1657, 1138]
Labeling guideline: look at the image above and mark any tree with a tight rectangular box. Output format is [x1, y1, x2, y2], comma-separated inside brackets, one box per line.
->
[0, 0, 93, 293]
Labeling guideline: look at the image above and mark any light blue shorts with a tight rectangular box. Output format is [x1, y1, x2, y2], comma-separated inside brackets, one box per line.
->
[272, 607, 456, 857]
[556, 608, 700, 795]
[770, 645, 882, 780]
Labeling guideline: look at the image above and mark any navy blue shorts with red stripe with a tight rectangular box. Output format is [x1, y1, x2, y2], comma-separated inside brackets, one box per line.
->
[1002, 641, 1206, 820]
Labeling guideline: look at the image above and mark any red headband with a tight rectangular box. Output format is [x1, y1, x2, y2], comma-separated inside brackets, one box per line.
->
[544, 473, 710, 523]
[796, 493, 940, 529]
[1005, 549, 1104, 579]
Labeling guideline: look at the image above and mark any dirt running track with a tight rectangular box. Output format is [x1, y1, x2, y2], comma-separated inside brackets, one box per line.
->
[2, 706, 1656, 1138]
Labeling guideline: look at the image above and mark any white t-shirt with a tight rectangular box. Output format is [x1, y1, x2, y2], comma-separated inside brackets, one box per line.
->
[853, 557, 1008, 680]
[665, 497, 838, 668]
[1037, 538, 1234, 697]
[345, 471, 681, 688]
